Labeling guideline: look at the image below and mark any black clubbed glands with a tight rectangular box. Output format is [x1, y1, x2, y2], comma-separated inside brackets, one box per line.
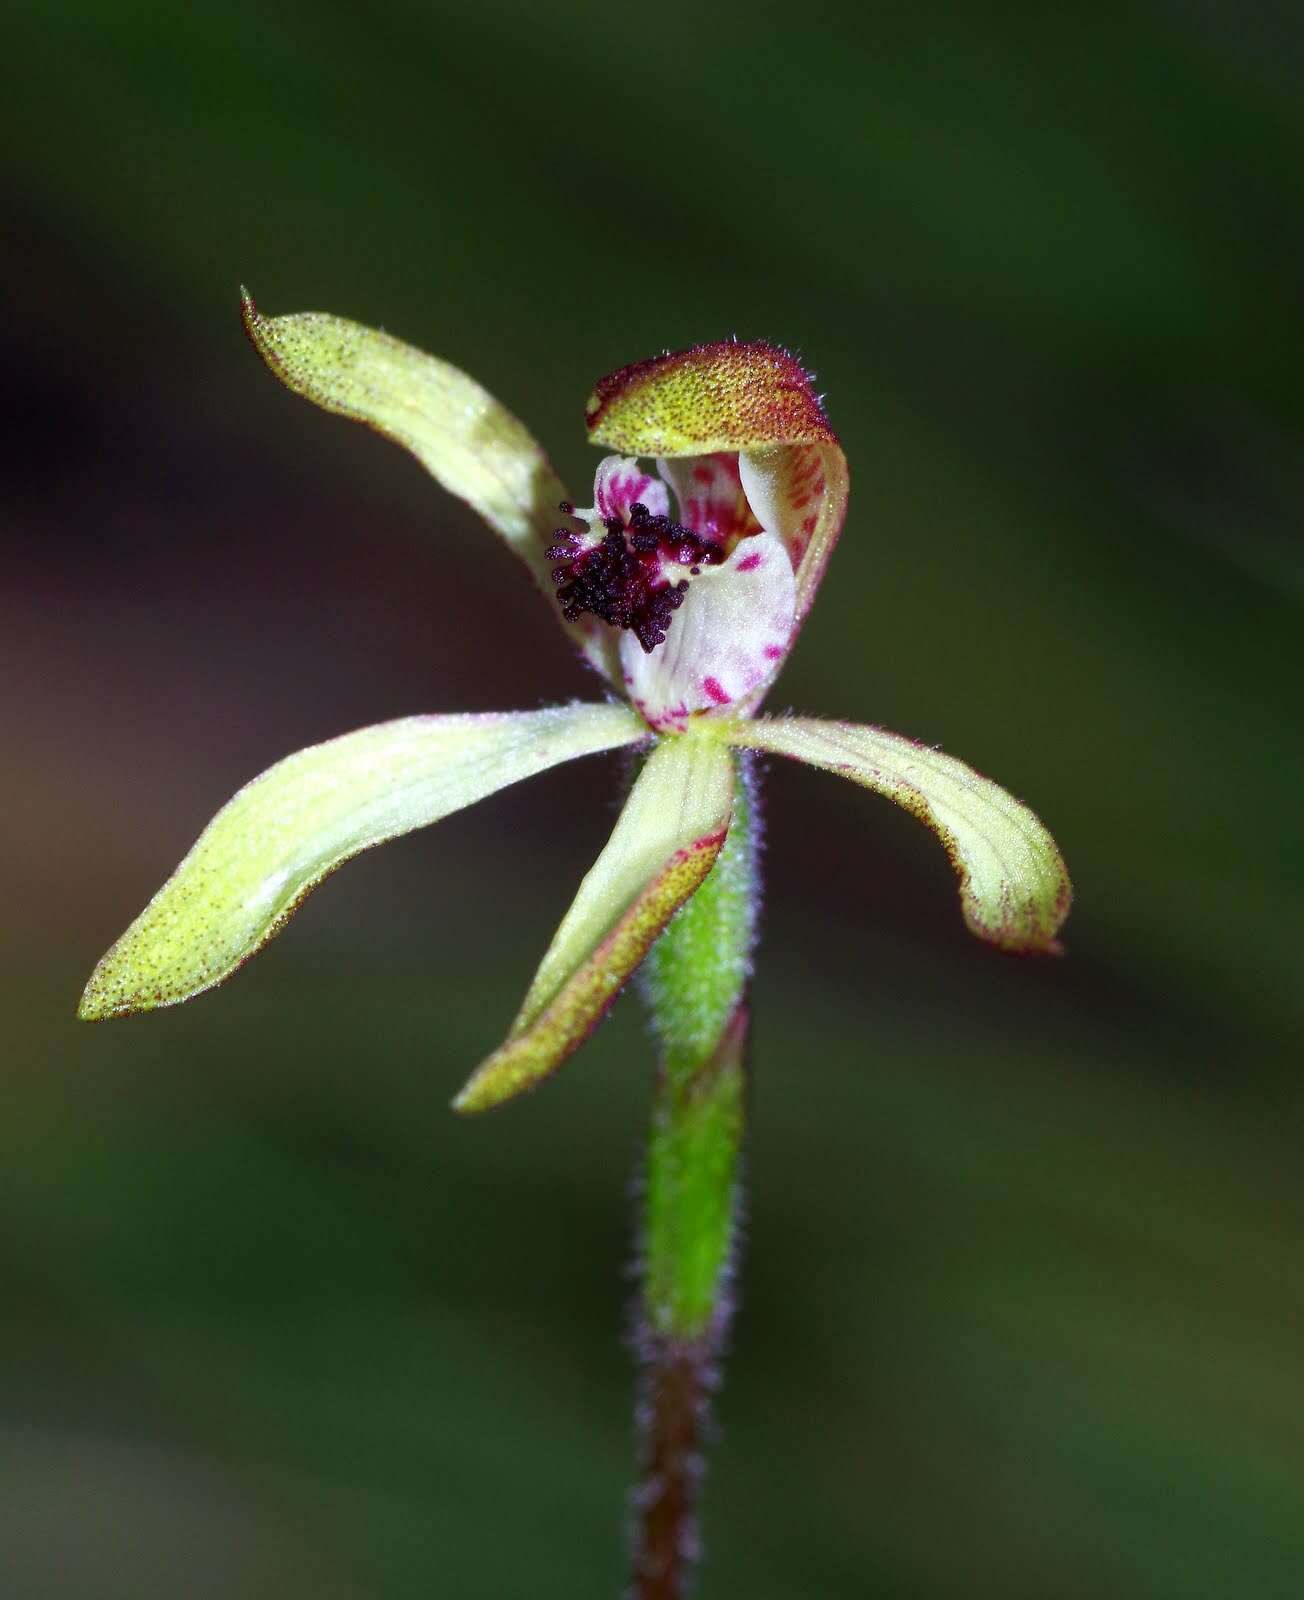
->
[547, 502, 724, 653]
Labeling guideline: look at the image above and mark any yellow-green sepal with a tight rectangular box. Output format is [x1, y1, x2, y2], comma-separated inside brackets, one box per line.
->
[453, 732, 736, 1113]
[722, 715, 1072, 954]
[79, 703, 648, 1020]
[242, 291, 621, 683]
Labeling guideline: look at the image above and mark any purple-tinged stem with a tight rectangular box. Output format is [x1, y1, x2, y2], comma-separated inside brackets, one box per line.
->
[630, 1326, 722, 1599]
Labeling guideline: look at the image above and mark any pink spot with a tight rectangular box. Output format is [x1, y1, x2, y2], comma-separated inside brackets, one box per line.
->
[737, 551, 763, 572]
[645, 700, 691, 733]
[763, 643, 785, 660]
[702, 676, 731, 705]
[690, 828, 729, 851]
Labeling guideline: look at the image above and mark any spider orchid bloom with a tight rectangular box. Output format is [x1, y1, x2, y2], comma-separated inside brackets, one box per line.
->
[78, 297, 1072, 1112]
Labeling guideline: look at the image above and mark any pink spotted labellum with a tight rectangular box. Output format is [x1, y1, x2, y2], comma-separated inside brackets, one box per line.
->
[79, 297, 1071, 1111]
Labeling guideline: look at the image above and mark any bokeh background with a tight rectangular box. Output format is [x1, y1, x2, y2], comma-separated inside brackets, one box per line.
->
[4, 2, 1303, 1595]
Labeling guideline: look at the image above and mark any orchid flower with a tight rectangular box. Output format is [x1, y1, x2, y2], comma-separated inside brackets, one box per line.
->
[79, 296, 1072, 1597]
[79, 297, 1070, 1117]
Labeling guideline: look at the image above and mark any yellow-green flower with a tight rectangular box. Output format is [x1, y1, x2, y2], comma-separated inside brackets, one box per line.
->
[79, 296, 1071, 1112]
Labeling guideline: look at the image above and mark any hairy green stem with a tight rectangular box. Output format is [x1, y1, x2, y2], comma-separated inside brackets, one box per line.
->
[630, 751, 758, 1599]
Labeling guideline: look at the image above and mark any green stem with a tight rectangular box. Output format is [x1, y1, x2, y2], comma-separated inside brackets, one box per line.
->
[631, 751, 758, 1599]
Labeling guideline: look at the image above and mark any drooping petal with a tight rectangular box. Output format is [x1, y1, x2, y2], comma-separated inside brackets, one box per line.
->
[242, 291, 620, 684]
[587, 341, 848, 628]
[656, 453, 760, 547]
[79, 703, 649, 1020]
[453, 733, 735, 1113]
[722, 716, 1071, 953]
[592, 455, 669, 523]
[619, 532, 797, 733]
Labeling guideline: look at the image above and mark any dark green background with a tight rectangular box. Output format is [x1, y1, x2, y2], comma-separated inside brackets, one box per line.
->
[4, 2, 1302, 1594]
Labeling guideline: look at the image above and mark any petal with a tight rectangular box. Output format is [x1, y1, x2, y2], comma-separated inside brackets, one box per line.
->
[592, 455, 669, 522]
[79, 703, 649, 1020]
[737, 443, 847, 622]
[619, 533, 797, 732]
[453, 733, 735, 1113]
[656, 453, 760, 546]
[586, 340, 848, 627]
[722, 716, 1071, 953]
[242, 291, 620, 684]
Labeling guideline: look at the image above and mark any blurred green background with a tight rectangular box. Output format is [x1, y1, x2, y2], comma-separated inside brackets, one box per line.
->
[4, 2, 1303, 1594]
